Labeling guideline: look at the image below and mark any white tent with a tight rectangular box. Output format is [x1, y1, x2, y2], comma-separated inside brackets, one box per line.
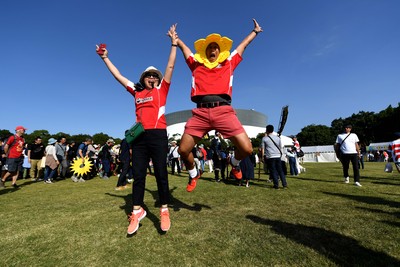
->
[368, 142, 390, 151]
[301, 145, 338, 162]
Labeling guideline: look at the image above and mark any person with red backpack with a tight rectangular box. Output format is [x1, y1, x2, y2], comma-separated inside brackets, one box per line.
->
[0, 126, 27, 189]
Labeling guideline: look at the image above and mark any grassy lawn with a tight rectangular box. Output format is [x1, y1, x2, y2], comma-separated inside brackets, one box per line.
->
[0, 162, 399, 266]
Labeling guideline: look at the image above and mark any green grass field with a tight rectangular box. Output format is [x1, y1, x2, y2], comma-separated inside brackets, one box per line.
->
[0, 162, 399, 266]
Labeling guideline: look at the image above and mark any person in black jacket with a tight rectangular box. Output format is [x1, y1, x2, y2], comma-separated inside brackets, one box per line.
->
[116, 133, 131, 190]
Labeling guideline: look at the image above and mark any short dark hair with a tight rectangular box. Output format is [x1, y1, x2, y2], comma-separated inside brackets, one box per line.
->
[266, 125, 274, 133]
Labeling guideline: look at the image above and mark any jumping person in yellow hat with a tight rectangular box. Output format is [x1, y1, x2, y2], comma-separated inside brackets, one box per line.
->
[175, 19, 263, 192]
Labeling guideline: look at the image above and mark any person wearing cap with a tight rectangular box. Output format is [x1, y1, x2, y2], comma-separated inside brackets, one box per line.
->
[43, 138, 59, 184]
[0, 126, 27, 189]
[335, 124, 362, 187]
[174, 19, 262, 192]
[74, 137, 93, 182]
[168, 140, 181, 175]
[388, 132, 400, 173]
[96, 24, 178, 234]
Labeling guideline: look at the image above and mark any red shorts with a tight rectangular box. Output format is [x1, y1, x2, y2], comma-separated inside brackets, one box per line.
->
[184, 105, 245, 139]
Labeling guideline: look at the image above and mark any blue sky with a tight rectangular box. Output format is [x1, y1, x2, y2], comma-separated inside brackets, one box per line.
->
[1, 0, 399, 139]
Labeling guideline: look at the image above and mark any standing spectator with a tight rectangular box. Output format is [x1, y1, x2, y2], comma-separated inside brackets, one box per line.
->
[96, 24, 177, 234]
[205, 147, 214, 173]
[74, 138, 93, 182]
[358, 142, 366, 169]
[211, 131, 223, 182]
[383, 151, 389, 162]
[335, 124, 362, 187]
[168, 141, 180, 175]
[116, 133, 131, 190]
[55, 137, 68, 179]
[21, 144, 31, 179]
[86, 142, 98, 179]
[261, 125, 287, 189]
[98, 139, 115, 179]
[43, 138, 59, 184]
[286, 146, 298, 176]
[239, 153, 255, 187]
[191, 144, 202, 172]
[198, 144, 206, 173]
[388, 132, 400, 173]
[0, 126, 26, 189]
[292, 136, 300, 152]
[66, 141, 77, 178]
[175, 19, 262, 192]
[291, 135, 303, 174]
[28, 137, 45, 181]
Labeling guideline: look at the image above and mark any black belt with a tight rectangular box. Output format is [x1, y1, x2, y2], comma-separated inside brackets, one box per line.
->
[197, 101, 231, 108]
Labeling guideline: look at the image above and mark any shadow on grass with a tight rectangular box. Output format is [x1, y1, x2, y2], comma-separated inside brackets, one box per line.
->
[291, 176, 338, 183]
[145, 186, 212, 212]
[0, 178, 38, 195]
[106, 186, 212, 235]
[357, 207, 400, 218]
[323, 192, 400, 209]
[246, 215, 400, 266]
[370, 181, 400, 186]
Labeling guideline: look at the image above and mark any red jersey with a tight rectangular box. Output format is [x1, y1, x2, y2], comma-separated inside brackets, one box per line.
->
[186, 51, 242, 101]
[6, 135, 25, 158]
[389, 140, 400, 162]
[126, 79, 170, 130]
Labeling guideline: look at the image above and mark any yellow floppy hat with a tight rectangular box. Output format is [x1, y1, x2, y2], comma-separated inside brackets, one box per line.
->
[194, 33, 233, 69]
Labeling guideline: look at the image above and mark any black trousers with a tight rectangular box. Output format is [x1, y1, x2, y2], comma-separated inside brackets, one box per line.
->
[117, 160, 130, 187]
[341, 153, 360, 182]
[131, 129, 169, 206]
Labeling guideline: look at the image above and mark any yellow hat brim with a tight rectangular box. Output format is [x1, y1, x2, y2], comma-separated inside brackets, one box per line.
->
[194, 33, 233, 69]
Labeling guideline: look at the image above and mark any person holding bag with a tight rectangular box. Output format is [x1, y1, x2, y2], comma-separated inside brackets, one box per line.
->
[96, 24, 178, 234]
[335, 124, 362, 187]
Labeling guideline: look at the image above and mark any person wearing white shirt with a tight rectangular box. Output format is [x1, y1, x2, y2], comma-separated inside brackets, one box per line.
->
[335, 125, 362, 186]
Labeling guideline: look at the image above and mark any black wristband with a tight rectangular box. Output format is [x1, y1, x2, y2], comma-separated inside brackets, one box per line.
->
[171, 44, 178, 47]
[252, 30, 259, 35]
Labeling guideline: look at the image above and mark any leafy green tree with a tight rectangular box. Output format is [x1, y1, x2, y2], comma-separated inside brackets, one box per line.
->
[71, 134, 93, 145]
[297, 124, 335, 146]
[0, 129, 13, 141]
[24, 130, 51, 145]
[93, 132, 112, 145]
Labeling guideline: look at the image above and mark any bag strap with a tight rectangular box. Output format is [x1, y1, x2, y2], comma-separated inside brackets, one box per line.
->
[169, 146, 177, 156]
[5, 134, 19, 158]
[340, 133, 351, 148]
[268, 135, 283, 157]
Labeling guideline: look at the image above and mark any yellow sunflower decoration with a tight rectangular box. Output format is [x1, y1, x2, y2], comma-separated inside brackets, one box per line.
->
[194, 33, 233, 69]
[70, 157, 93, 176]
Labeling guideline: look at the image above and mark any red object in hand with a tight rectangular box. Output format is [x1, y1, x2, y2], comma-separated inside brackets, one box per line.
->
[97, 43, 106, 55]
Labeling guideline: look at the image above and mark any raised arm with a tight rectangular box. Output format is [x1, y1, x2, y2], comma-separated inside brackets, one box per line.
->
[176, 27, 193, 60]
[235, 18, 263, 56]
[96, 45, 129, 88]
[163, 23, 178, 84]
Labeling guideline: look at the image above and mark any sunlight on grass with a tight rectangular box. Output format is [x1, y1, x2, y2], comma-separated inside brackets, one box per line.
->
[0, 162, 399, 266]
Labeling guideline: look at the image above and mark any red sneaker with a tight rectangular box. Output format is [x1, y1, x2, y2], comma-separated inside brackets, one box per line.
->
[160, 209, 171, 232]
[127, 208, 147, 234]
[230, 166, 242, 180]
[186, 172, 200, 192]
